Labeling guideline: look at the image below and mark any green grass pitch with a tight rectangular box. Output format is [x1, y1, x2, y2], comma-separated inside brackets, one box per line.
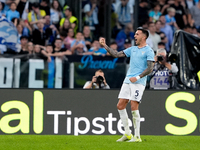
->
[0, 135, 200, 150]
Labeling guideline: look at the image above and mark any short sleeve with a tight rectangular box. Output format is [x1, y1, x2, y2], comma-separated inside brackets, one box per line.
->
[172, 17, 176, 22]
[40, 10, 46, 17]
[123, 47, 132, 57]
[129, 4, 133, 14]
[100, 48, 107, 54]
[147, 48, 155, 61]
[83, 81, 92, 89]
[149, 11, 154, 17]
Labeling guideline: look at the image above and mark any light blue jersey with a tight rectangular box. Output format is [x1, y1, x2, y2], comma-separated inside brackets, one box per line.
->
[123, 45, 155, 86]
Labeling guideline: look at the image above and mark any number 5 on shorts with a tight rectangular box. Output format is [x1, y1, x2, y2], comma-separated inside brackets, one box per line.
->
[135, 90, 139, 97]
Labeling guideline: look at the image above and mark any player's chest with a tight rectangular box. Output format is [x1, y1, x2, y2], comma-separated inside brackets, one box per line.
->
[131, 50, 146, 59]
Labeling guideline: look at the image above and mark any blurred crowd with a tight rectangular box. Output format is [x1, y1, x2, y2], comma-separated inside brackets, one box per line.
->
[0, 0, 200, 61]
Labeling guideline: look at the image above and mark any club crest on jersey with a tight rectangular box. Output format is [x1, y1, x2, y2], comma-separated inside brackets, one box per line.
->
[142, 51, 145, 55]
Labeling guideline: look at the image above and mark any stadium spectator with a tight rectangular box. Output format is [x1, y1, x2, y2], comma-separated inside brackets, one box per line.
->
[115, 23, 134, 51]
[155, 20, 162, 35]
[83, 0, 99, 39]
[157, 41, 166, 49]
[170, 0, 187, 29]
[148, 22, 161, 52]
[160, 0, 174, 15]
[15, 19, 32, 39]
[18, 35, 28, 54]
[159, 31, 169, 52]
[71, 32, 87, 55]
[40, 0, 50, 16]
[149, 48, 178, 89]
[16, 0, 29, 20]
[50, 0, 63, 28]
[45, 44, 53, 54]
[26, 41, 34, 54]
[115, 0, 134, 29]
[124, 38, 132, 49]
[110, 41, 118, 50]
[6, 2, 20, 21]
[59, 18, 71, 33]
[63, 28, 74, 50]
[50, 38, 72, 57]
[159, 15, 173, 52]
[165, 7, 180, 32]
[189, 0, 200, 29]
[60, 6, 78, 34]
[138, 0, 149, 26]
[83, 25, 93, 50]
[185, 0, 196, 10]
[191, 26, 199, 36]
[33, 44, 42, 54]
[110, 0, 119, 38]
[106, 41, 118, 56]
[149, 2, 162, 23]
[0, 2, 5, 16]
[85, 40, 107, 56]
[83, 69, 110, 89]
[16, 23, 23, 43]
[27, 3, 46, 23]
[32, 44, 52, 60]
[183, 24, 193, 34]
[41, 44, 53, 62]
[32, 21, 47, 46]
[43, 15, 58, 44]
[59, 30, 67, 42]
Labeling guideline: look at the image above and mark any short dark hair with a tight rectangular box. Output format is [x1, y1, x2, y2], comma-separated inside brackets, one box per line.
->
[47, 44, 53, 47]
[20, 36, 29, 40]
[64, 5, 72, 12]
[155, 20, 161, 24]
[183, 24, 192, 29]
[60, 31, 68, 37]
[110, 41, 117, 45]
[148, 21, 154, 27]
[140, 0, 149, 3]
[10, 2, 17, 6]
[32, 2, 40, 8]
[158, 42, 165, 46]
[55, 38, 62, 41]
[136, 27, 149, 39]
[41, 0, 49, 4]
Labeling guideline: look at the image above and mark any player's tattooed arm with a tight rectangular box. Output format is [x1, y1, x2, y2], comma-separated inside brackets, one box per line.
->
[103, 44, 126, 58]
[139, 61, 154, 78]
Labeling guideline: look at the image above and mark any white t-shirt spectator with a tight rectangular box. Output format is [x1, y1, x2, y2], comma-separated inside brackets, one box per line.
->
[115, 1, 133, 26]
[50, 8, 62, 24]
[83, 3, 99, 30]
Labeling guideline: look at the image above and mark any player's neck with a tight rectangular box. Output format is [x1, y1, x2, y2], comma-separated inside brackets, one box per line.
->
[137, 43, 147, 49]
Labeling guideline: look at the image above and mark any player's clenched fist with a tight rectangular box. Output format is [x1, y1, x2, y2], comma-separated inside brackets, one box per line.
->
[99, 37, 106, 46]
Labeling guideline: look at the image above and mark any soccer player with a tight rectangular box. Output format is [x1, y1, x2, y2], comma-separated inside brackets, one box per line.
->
[99, 27, 155, 142]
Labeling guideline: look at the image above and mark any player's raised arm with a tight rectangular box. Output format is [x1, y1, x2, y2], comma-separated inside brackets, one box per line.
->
[99, 37, 125, 58]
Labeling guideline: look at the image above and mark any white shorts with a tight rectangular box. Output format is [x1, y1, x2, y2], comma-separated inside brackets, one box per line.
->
[118, 83, 145, 102]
